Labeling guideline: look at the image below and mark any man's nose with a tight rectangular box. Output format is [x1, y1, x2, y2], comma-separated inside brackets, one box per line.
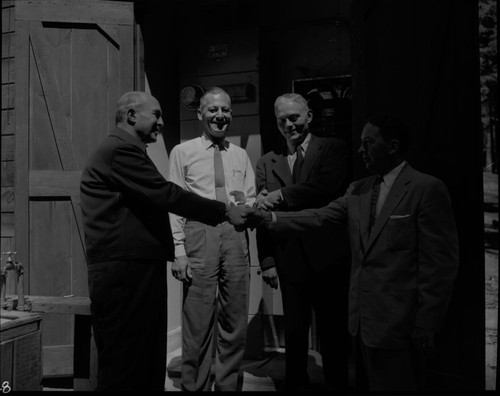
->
[357, 144, 364, 153]
[285, 119, 294, 128]
[157, 116, 164, 127]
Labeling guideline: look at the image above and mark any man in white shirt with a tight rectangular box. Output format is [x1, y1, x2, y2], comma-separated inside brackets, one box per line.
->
[168, 87, 256, 391]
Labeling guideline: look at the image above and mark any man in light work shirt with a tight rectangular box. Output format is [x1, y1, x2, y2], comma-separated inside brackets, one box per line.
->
[168, 87, 256, 391]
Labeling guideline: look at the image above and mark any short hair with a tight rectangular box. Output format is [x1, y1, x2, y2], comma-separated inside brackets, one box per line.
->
[115, 91, 150, 124]
[366, 113, 410, 155]
[274, 93, 309, 112]
[199, 87, 231, 111]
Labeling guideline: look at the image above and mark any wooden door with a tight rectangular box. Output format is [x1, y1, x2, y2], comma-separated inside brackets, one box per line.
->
[14, 0, 135, 377]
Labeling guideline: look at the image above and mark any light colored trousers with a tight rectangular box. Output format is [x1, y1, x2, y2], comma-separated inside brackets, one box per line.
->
[180, 220, 250, 392]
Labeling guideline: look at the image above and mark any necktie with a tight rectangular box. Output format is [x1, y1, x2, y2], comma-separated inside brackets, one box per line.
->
[213, 144, 228, 204]
[292, 145, 304, 183]
[369, 175, 383, 233]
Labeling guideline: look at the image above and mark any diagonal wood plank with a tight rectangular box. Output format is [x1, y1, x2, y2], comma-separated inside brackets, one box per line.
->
[29, 21, 78, 171]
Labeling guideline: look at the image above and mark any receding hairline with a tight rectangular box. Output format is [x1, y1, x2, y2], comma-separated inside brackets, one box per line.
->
[274, 93, 309, 112]
[115, 91, 157, 124]
[199, 87, 231, 111]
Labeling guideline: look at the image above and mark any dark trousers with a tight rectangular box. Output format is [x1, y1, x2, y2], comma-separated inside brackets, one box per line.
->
[88, 259, 167, 391]
[359, 335, 425, 391]
[280, 262, 350, 392]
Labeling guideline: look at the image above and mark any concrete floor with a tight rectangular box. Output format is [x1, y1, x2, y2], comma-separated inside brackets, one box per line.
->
[164, 347, 328, 392]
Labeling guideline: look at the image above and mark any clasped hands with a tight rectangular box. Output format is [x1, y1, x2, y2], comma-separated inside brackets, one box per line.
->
[225, 189, 280, 231]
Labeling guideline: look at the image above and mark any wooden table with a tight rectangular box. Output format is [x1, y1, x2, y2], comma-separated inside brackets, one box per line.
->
[1, 309, 43, 391]
[5, 295, 97, 391]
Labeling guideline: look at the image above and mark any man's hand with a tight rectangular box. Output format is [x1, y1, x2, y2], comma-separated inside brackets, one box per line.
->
[262, 267, 279, 289]
[411, 326, 436, 358]
[245, 208, 272, 229]
[255, 189, 282, 211]
[226, 205, 272, 230]
[226, 204, 255, 231]
[229, 190, 246, 205]
[171, 255, 192, 284]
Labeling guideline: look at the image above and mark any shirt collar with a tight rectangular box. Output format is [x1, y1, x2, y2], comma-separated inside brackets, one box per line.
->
[201, 134, 229, 151]
[381, 160, 406, 187]
[289, 132, 312, 155]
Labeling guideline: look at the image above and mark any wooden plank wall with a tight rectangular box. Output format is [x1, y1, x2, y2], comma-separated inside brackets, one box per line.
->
[1, 1, 16, 295]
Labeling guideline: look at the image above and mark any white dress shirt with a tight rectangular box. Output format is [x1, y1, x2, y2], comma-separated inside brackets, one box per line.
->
[376, 160, 407, 216]
[168, 135, 256, 257]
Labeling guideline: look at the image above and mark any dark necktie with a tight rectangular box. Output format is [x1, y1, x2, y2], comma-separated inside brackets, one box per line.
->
[292, 145, 304, 183]
[213, 144, 228, 204]
[369, 175, 383, 233]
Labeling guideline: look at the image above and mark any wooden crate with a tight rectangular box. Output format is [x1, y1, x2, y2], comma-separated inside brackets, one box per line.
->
[0, 309, 42, 391]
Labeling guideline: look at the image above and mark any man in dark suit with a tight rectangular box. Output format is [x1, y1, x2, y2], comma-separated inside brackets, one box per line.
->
[255, 93, 351, 392]
[249, 114, 459, 391]
[80, 91, 251, 391]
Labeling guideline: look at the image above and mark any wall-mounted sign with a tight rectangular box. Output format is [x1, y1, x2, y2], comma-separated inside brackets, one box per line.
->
[219, 83, 255, 104]
[208, 44, 227, 59]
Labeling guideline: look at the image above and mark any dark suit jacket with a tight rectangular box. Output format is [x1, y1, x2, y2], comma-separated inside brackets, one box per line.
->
[255, 134, 350, 283]
[80, 127, 226, 264]
[271, 163, 459, 347]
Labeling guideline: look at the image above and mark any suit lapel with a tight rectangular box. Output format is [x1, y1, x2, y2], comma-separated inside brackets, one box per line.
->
[271, 152, 293, 186]
[300, 134, 321, 182]
[365, 164, 413, 253]
[359, 177, 376, 251]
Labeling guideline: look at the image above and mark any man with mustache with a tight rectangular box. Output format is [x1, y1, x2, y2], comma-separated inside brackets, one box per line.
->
[80, 91, 252, 391]
[168, 87, 256, 391]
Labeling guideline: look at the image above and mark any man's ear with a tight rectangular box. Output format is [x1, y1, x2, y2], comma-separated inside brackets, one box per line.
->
[127, 108, 136, 125]
[197, 108, 203, 121]
[307, 108, 313, 124]
[388, 139, 400, 155]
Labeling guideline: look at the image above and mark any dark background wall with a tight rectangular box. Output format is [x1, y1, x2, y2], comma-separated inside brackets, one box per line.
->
[351, 0, 484, 389]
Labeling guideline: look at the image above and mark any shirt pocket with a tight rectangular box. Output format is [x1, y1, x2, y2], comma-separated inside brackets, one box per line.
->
[230, 168, 245, 191]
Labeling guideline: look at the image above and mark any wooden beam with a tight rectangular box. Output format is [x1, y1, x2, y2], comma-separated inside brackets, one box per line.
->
[11, 295, 92, 316]
[1, 213, 14, 237]
[1, 161, 14, 187]
[1, 84, 15, 110]
[1, 59, 15, 85]
[29, 170, 81, 197]
[14, 18, 30, 274]
[1, 32, 15, 59]
[15, 0, 134, 26]
[1, 187, 15, 212]
[1, 136, 14, 160]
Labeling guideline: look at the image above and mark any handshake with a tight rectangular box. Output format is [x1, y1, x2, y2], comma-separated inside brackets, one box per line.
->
[225, 205, 270, 231]
[225, 189, 281, 231]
